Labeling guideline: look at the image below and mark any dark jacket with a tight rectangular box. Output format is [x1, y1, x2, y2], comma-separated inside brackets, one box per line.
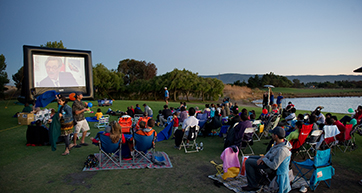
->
[162, 109, 172, 119]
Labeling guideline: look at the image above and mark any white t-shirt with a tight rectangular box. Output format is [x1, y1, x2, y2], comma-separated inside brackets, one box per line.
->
[182, 116, 199, 130]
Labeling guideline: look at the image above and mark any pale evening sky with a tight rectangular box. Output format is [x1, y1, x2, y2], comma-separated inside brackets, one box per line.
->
[1, 0, 361, 85]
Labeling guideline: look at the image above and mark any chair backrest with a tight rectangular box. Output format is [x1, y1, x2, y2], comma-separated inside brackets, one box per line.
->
[244, 127, 255, 134]
[292, 124, 314, 149]
[272, 114, 281, 130]
[344, 124, 353, 141]
[310, 130, 323, 137]
[99, 116, 109, 124]
[99, 134, 121, 154]
[118, 117, 133, 133]
[184, 125, 200, 141]
[134, 114, 143, 118]
[134, 131, 155, 152]
[252, 120, 262, 125]
[135, 116, 150, 130]
[314, 149, 332, 167]
[323, 125, 340, 144]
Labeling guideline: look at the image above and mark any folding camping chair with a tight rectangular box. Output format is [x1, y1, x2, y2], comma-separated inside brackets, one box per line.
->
[290, 124, 314, 159]
[292, 149, 335, 191]
[321, 125, 340, 155]
[337, 124, 357, 152]
[305, 130, 324, 159]
[260, 114, 281, 139]
[118, 116, 133, 134]
[94, 115, 110, 130]
[252, 120, 262, 141]
[180, 125, 200, 153]
[97, 134, 122, 167]
[132, 130, 156, 165]
[135, 116, 150, 131]
[239, 127, 255, 157]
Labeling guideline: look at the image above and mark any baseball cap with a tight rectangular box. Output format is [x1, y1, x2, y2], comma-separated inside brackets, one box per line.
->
[269, 126, 285, 138]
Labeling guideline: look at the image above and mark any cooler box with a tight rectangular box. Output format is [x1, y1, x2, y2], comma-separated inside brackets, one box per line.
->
[18, 113, 35, 125]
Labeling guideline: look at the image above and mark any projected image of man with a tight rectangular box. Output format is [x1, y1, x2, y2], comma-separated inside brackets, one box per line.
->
[39, 57, 78, 87]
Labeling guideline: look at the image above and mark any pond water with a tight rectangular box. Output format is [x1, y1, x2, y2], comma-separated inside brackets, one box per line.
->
[253, 96, 362, 114]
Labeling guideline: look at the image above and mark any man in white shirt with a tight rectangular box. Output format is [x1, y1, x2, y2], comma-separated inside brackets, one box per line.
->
[174, 107, 199, 148]
[315, 110, 326, 125]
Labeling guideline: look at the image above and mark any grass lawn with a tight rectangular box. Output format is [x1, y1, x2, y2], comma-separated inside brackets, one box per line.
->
[1, 100, 362, 192]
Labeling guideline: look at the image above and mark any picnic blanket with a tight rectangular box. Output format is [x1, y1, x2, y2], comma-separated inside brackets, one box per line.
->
[85, 117, 98, 122]
[83, 151, 173, 171]
[208, 173, 307, 193]
[156, 121, 174, 142]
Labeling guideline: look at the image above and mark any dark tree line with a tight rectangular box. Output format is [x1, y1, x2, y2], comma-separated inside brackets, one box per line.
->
[232, 72, 362, 89]
[232, 72, 293, 88]
[305, 80, 362, 89]
[93, 65, 224, 101]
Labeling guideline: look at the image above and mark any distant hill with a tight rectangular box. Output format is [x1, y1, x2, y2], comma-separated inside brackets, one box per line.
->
[200, 73, 362, 84]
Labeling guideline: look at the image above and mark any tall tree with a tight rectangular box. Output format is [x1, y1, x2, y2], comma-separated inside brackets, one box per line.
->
[0, 54, 10, 98]
[12, 66, 23, 90]
[40, 40, 66, 49]
[117, 59, 157, 85]
[93, 63, 124, 99]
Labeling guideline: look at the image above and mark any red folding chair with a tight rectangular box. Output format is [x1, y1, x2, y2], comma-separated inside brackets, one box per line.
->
[337, 124, 353, 152]
[290, 124, 313, 159]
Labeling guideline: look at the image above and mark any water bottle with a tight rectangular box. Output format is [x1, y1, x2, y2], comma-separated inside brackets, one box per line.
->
[200, 142, 203, 150]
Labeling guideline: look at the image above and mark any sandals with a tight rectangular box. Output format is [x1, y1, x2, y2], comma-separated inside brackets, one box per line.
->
[62, 152, 70, 156]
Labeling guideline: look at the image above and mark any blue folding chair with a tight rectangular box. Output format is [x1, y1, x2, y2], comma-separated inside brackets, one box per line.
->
[292, 149, 335, 191]
[133, 131, 156, 165]
[98, 134, 122, 167]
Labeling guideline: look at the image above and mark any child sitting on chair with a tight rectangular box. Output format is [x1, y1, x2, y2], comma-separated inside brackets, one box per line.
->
[129, 120, 158, 150]
[95, 108, 103, 120]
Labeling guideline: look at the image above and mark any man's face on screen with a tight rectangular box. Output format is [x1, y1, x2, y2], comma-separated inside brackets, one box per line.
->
[45, 60, 61, 80]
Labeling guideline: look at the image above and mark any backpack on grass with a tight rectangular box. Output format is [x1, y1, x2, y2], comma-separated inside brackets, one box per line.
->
[84, 154, 98, 168]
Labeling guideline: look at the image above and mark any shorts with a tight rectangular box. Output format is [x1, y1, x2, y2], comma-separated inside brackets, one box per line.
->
[164, 97, 169, 101]
[74, 119, 90, 134]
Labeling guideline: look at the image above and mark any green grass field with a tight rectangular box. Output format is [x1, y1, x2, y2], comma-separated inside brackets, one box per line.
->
[0, 100, 361, 192]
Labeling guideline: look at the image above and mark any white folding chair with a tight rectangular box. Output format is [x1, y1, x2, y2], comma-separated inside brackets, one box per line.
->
[239, 127, 255, 157]
[305, 130, 323, 159]
[180, 125, 200, 153]
[94, 115, 110, 130]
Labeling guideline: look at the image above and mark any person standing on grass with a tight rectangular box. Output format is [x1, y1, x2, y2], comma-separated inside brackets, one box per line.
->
[72, 92, 90, 148]
[164, 87, 169, 105]
[58, 96, 74, 155]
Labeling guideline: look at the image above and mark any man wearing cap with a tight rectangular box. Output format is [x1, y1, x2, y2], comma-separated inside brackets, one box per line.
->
[164, 87, 169, 105]
[72, 92, 90, 147]
[242, 127, 292, 191]
[143, 103, 153, 117]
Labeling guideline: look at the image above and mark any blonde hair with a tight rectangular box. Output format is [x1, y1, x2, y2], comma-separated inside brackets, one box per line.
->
[109, 121, 122, 143]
